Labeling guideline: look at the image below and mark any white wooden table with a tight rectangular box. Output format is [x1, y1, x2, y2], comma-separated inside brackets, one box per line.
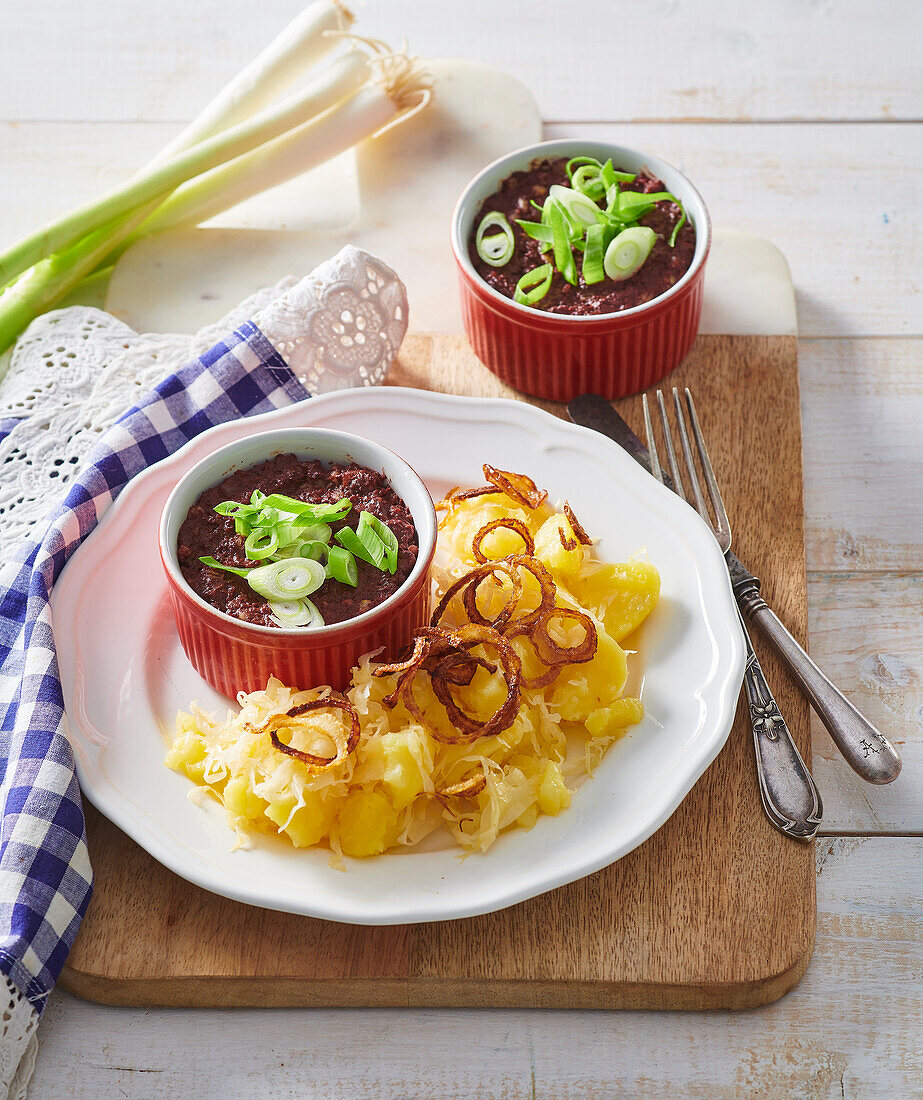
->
[4, 2, 921, 1095]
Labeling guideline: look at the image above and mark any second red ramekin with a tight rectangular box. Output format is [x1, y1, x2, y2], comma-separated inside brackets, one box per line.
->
[451, 139, 712, 402]
[159, 428, 436, 699]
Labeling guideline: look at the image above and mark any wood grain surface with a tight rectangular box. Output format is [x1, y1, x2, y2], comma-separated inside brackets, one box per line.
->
[10, 1, 919, 1092]
[61, 332, 816, 1011]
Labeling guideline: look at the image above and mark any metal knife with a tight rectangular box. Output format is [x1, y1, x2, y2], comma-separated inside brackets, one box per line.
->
[567, 392, 902, 786]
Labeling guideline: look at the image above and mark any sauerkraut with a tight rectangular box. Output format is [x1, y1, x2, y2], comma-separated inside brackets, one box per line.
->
[165, 476, 660, 859]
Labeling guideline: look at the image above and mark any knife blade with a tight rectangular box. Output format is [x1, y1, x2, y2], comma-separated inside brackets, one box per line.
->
[566, 392, 758, 596]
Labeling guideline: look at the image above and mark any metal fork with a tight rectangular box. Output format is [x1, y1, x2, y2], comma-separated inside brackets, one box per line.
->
[644, 387, 823, 841]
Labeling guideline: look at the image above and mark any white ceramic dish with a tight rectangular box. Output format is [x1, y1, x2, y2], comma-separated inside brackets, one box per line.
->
[52, 387, 744, 925]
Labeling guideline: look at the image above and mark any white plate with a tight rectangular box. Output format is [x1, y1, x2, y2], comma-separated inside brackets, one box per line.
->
[52, 387, 745, 925]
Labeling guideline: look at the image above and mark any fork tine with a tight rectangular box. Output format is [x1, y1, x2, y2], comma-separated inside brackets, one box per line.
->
[671, 386, 710, 521]
[683, 388, 732, 548]
[655, 390, 686, 501]
[641, 394, 664, 485]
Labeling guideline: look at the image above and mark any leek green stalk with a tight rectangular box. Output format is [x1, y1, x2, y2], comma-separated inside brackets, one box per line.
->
[0, 51, 368, 288]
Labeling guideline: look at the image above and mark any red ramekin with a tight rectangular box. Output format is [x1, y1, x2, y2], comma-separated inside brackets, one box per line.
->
[451, 139, 712, 402]
[159, 428, 437, 699]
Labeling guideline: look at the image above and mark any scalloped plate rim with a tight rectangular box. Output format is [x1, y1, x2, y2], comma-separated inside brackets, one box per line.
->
[52, 386, 745, 924]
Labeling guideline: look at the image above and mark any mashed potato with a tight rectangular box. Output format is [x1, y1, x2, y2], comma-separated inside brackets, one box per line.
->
[166, 472, 660, 859]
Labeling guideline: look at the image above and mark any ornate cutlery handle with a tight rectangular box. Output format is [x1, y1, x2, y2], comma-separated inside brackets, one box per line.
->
[736, 586, 902, 784]
[739, 615, 822, 840]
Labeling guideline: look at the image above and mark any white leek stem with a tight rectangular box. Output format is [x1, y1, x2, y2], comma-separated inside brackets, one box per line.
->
[0, 49, 368, 286]
[117, 39, 432, 243]
[149, 0, 354, 167]
[137, 86, 394, 234]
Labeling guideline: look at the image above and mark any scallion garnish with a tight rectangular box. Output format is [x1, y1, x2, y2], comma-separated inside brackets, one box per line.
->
[570, 164, 606, 200]
[475, 212, 515, 267]
[200, 489, 402, 625]
[335, 522, 382, 568]
[515, 219, 554, 245]
[600, 159, 636, 188]
[565, 155, 604, 180]
[549, 202, 577, 286]
[548, 185, 600, 229]
[326, 546, 359, 587]
[333, 510, 399, 572]
[244, 528, 280, 561]
[582, 224, 607, 285]
[357, 511, 399, 574]
[669, 207, 687, 248]
[500, 155, 688, 299]
[604, 226, 657, 282]
[246, 558, 325, 601]
[197, 555, 251, 578]
[258, 494, 351, 522]
[513, 264, 553, 305]
[269, 599, 324, 629]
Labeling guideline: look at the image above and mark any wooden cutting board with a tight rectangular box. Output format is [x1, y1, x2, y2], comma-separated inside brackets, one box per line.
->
[61, 331, 814, 1011]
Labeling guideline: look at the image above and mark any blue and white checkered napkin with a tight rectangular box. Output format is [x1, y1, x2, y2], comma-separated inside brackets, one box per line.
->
[0, 321, 309, 1015]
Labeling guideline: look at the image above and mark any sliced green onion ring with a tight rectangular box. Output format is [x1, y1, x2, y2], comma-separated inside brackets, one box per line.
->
[289, 522, 331, 545]
[604, 226, 657, 282]
[570, 164, 606, 200]
[513, 263, 553, 305]
[198, 555, 251, 578]
[565, 155, 602, 181]
[275, 539, 328, 562]
[548, 185, 600, 229]
[244, 528, 279, 561]
[214, 501, 249, 517]
[273, 521, 303, 549]
[326, 545, 359, 587]
[357, 511, 399, 574]
[246, 558, 325, 600]
[475, 212, 515, 267]
[269, 599, 324, 629]
[582, 223, 606, 285]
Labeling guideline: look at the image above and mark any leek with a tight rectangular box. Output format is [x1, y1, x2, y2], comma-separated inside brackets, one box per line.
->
[0, 50, 369, 287]
[150, 0, 354, 166]
[0, 9, 431, 356]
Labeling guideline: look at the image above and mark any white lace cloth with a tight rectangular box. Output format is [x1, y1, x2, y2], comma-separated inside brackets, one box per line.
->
[0, 244, 407, 1096]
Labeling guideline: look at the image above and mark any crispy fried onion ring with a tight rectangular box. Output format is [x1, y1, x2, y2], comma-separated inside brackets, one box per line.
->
[259, 695, 360, 770]
[528, 608, 598, 667]
[471, 517, 535, 563]
[436, 773, 487, 799]
[466, 556, 556, 634]
[437, 466, 548, 514]
[506, 628, 563, 690]
[563, 502, 592, 545]
[435, 485, 497, 512]
[482, 465, 548, 509]
[431, 555, 555, 634]
[373, 624, 522, 745]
